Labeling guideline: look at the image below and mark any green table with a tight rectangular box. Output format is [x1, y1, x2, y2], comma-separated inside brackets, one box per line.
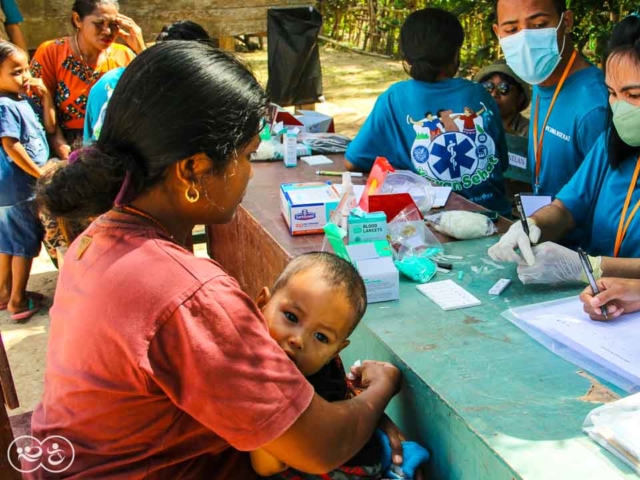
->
[341, 237, 635, 480]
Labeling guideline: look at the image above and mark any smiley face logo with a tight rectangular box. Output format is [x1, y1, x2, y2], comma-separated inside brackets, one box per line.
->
[8, 435, 75, 473]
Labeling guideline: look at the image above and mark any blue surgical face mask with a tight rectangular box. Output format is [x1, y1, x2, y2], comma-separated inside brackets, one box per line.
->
[499, 13, 567, 85]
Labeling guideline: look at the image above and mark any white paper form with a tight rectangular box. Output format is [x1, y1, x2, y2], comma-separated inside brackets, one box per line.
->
[432, 187, 453, 208]
[520, 194, 552, 217]
[503, 296, 640, 392]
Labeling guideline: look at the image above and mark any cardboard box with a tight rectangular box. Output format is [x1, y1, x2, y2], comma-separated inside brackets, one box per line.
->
[348, 211, 388, 244]
[274, 107, 335, 133]
[281, 182, 340, 235]
[345, 242, 399, 303]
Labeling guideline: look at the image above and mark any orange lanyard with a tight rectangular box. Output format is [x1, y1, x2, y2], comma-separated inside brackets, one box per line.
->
[533, 50, 578, 194]
[614, 155, 640, 258]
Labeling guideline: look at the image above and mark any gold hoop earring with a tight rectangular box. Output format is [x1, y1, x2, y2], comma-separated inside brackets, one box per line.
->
[185, 182, 200, 203]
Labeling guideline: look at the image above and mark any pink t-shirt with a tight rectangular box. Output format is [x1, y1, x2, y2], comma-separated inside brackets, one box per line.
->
[29, 211, 314, 478]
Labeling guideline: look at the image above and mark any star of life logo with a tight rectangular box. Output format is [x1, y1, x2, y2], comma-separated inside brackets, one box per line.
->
[8, 435, 75, 474]
[408, 104, 499, 192]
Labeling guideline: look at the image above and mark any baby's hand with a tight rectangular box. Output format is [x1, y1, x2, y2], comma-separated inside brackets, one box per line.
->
[27, 78, 48, 96]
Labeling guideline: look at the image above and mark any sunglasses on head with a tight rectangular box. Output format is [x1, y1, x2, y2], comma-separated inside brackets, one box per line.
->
[482, 80, 511, 96]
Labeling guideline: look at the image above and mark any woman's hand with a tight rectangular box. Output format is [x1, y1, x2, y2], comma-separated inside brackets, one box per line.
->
[349, 360, 402, 396]
[516, 242, 601, 285]
[580, 278, 640, 320]
[488, 218, 541, 266]
[117, 14, 146, 54]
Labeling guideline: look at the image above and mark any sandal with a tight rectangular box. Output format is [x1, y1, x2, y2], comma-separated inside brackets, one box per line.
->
[1, 292, 45, 311]
[10, 294, 44, 322]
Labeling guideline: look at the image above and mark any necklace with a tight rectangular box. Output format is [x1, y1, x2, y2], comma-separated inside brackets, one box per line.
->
[116, 205, 175, 240]
[75, 33, 88, 66]
[74, 34, 102, 77]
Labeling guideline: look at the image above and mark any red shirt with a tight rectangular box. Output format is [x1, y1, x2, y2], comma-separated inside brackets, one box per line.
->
[29, 211, 314, 478]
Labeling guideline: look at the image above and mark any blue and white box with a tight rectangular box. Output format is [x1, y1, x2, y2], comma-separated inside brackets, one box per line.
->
[280, 182, 341, 235]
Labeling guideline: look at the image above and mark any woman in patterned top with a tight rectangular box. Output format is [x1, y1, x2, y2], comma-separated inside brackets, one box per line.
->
[30, 0, 144, 157]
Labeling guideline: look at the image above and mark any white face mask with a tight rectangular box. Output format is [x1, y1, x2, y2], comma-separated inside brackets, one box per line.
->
[612, 100, 640, 147]
[499, 13, 567, 85]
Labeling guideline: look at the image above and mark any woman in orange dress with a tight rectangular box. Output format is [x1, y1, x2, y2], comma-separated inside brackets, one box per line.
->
[30, 0, 144, 265]
[30, 0, 144, 156]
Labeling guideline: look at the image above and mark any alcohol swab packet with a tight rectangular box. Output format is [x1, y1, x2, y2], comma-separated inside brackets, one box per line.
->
[346, 359, 362, 380]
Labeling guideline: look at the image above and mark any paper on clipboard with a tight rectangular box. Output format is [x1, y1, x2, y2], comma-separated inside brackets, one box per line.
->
[520, 194, 552, 217]
[432, 187, 452, 208]
[503, 296, 640, 392]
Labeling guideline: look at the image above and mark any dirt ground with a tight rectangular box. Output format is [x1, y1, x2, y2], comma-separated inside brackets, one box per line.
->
[0, 46, 406, 417]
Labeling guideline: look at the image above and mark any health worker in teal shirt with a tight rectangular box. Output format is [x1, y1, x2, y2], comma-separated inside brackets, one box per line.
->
[488, 15, 640, 286]
[493, 0, 609, 199]
[345, 8, 511, 217]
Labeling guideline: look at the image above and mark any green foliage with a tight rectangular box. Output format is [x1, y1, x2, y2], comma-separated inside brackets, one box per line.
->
[322, 0, 638, 72]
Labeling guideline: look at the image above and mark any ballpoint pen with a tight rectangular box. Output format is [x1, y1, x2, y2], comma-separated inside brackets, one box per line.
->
[316, 170, 364, 177]
[514, 193, 530, 237]
[577, 248, 609, 320]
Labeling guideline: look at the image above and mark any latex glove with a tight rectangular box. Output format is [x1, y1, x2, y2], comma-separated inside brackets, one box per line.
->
[488, 218, 541, 266]
[516, 242, 602, 285]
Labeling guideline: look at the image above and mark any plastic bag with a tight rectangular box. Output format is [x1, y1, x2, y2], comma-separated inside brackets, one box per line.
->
[380, 170, 435, 215]
[583, 392, 640, 473]
[388, 204, 442, 260]
[299, 133, 352, 154]
[395, 256, 438, 283]
[426, 211, 497, 240]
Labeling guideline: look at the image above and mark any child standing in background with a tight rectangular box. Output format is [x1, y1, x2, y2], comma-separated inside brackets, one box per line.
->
[0, 41, 55, 321]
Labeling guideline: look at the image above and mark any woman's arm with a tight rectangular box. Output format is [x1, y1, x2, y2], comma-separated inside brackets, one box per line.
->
[250, 449, 287, 477]
[48, 126, 70, 159]
[1, 137, 43, 178]
[530, 199, 576, 242]
[344, 159, 366, 172]
[5, 24, 28, 53]
[260, 361, 400, 474]
[600, 257, 640, 279]
[28, 78, 56, 134]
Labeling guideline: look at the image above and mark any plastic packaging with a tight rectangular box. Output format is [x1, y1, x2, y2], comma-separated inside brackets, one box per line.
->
[426, 210, 498, 240]
[299, 132, 352, 154]
[380, 170, 435, 215]
[387, 204, 442, 260]
[337, 172, 357, 231]
[583, 392, 640, 473]
[395, 256, 438, 283]
[358, 157, 395, 212]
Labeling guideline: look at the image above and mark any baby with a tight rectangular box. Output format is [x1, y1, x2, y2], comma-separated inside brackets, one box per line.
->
[252, 252, 428, 479]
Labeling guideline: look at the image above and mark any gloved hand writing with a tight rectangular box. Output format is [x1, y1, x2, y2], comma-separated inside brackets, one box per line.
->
[516, 242, 602, 285]
[488, 218, 541, 266]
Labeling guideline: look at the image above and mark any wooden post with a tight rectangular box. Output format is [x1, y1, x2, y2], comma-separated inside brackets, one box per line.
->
[0, 334, 18, 410]
[218, 36, 236, 52]
[0, 384, 20, 479]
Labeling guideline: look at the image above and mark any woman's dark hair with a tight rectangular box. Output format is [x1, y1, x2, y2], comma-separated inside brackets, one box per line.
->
[72, 0, 118, 21]
[0, 41, 23, 64]
[400, 8, 464, 83]
[38, 41, 267, 219]
[606, 14, 640, 169]
[155, 21, 210, 42]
